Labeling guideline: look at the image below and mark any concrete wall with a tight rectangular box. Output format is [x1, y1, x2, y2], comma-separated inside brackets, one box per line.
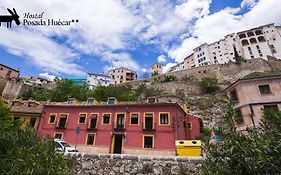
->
[70, 153, 203, 175]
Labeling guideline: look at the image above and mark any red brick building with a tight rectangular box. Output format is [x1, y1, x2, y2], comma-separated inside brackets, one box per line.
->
[38, 98, 201, 155]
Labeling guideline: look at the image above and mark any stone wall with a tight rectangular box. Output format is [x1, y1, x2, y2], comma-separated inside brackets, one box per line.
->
[0, 77, 7, 95]
[69, 153, 203, 175]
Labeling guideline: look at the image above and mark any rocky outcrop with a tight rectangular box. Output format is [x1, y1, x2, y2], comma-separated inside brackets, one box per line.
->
[69, 153, 204, 175]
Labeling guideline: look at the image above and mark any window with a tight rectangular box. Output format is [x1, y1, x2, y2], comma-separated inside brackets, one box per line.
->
[258, 36, 266, 42]
[102, 114, 111, 124]
[230, 89, 239, 102]
[143, 135, 154, 148]
[264, 105, 279, 111]
[159, 113, 170, 125]
[88, 114, 98, 129]
[78, 113, 86, 124]
[68, 99, 74, 105]
[87, 99, 94, 105]
[54, 133, 63, 139]
[144, 113, 154, 130]
[86, 133, 95, 145]
[249, 38, 257, 44]
[259, 84, 271, 94]
[147, 97, 156, 104]
[29, 118, 37, 128]
[235, 110, 243, 124]
[49, 114, 56, 124]
[255, 30, 262, 35]
[247, 31, 255, 37]
[130, 113, 139, 125]
[241, 39, 249, 46]
[188, 122, 192, 129]
[116, 113, 125, 129]
[57, 114, 68, 128]
[108, 98, 115, 105]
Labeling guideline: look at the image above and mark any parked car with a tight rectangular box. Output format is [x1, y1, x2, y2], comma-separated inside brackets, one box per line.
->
[54, 138, 78, 153]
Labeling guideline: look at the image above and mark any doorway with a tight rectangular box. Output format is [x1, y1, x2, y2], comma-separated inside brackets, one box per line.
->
[113, 134, 123, 154]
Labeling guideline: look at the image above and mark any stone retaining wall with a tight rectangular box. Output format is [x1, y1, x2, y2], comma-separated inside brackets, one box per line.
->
[69, 153, 204, 175]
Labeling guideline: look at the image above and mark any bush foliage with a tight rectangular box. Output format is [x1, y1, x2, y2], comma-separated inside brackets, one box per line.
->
[0, 98, 74, 175]
[198, 77, 219, 94]
[21, 80, 162, 102]
[202, 101, 281, 175]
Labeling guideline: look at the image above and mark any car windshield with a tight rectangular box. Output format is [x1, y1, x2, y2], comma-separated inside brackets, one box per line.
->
[60, 142, 71, 147]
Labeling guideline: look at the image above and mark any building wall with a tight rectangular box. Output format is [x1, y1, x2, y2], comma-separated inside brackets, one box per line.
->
[86, 74, 110, 90]
[183, 54, 195, 69]
[150, 64, 163, 76]
[0, 64, 19, 79]
[108, 68, 137, 84]
[38, 104, 200, 154]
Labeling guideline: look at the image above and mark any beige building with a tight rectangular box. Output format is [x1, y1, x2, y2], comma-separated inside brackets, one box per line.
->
[150, 63, 163, 76]
[108, 67, 137, 84]
[5, 100, 43, 130]
[226, 72, 281, 131]
[0, 63, 20, 79]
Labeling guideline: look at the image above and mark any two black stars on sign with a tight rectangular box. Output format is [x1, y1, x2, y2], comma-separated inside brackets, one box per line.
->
[71, 19, 79, 23]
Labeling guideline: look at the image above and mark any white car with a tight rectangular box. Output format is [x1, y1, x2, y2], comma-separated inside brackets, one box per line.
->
[54, 139, 78, 153]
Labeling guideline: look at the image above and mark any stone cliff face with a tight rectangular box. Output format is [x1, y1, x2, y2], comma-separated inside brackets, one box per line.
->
[118, 58, 281, 130]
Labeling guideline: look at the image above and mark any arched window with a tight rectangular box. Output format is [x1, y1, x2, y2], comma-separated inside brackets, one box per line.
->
[255, 30, 263, 35]
[249, 38, 257, 44]
[247, 31, 255, 37]
[258, 36, 266, 43]
[239, 33, 247, 39]
[241, 39, 249, 46]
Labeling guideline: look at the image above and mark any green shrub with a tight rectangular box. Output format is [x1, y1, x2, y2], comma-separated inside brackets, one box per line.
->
[198, 77, 219, 94]
[162, 75, 177, 82]
[0, 98, 74, 175]
[202, 101, 281, 175]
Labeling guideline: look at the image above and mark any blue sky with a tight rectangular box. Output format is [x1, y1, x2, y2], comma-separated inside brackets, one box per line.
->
[0, 0, 280, 80]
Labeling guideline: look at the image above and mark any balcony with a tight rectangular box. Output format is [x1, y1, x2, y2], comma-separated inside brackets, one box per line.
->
[114, 123, 125, 131]
[87, 125, 97, 131]
[56, 125, 66, 129]
[142, 122, 155, 131]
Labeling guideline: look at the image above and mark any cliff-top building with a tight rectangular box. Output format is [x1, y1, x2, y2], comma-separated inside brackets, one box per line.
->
[170, 23, 281, 72]
[86, 73, 110, 90]
[150, 63, 163, 77]
[108, 67, 137, 85]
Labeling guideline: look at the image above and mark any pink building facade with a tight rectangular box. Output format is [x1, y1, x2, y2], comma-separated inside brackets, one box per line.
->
[38, 100, 201, 155]
[226, 73, 281, 130]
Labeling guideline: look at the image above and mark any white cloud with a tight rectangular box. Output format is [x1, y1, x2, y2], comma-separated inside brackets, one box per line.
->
[0, 0, 280, 77]
[241, 0, 258, 8]
[157, 55, 167, 63]
[163, 62, 177, 73]
[0, 28, 85, 76]
[39, 72, 57, 81]
[141, 68, 148, 73]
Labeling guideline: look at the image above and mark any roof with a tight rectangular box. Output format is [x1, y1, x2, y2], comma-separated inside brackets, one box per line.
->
[5, 100, 43, 115]
[44, 101, 187, 114]
[225, 71, 281, 91]
[151, 63, 163, 67]
[88, 73, 110, 77]
[108, 67, 136, 73]
[237, 23, 274, 34]
[183, 53, 194, 60]
[0, 63, 20, 73]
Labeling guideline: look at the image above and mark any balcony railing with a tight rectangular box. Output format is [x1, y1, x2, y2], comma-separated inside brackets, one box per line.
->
[56, 125, 66, 129]
[87, 124, 97, 131]
[114, 123, 125, 131]
[142, 122, 155, 131]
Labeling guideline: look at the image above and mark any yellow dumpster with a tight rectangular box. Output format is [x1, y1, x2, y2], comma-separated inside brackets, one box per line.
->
[175, 140, 202, 156]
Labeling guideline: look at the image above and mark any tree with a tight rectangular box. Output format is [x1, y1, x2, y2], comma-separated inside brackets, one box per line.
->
[234, 46, 245, 65]
[202, 101, 281, 175]
[198, 77, 219, 94]
[0, 98, 74, 174]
